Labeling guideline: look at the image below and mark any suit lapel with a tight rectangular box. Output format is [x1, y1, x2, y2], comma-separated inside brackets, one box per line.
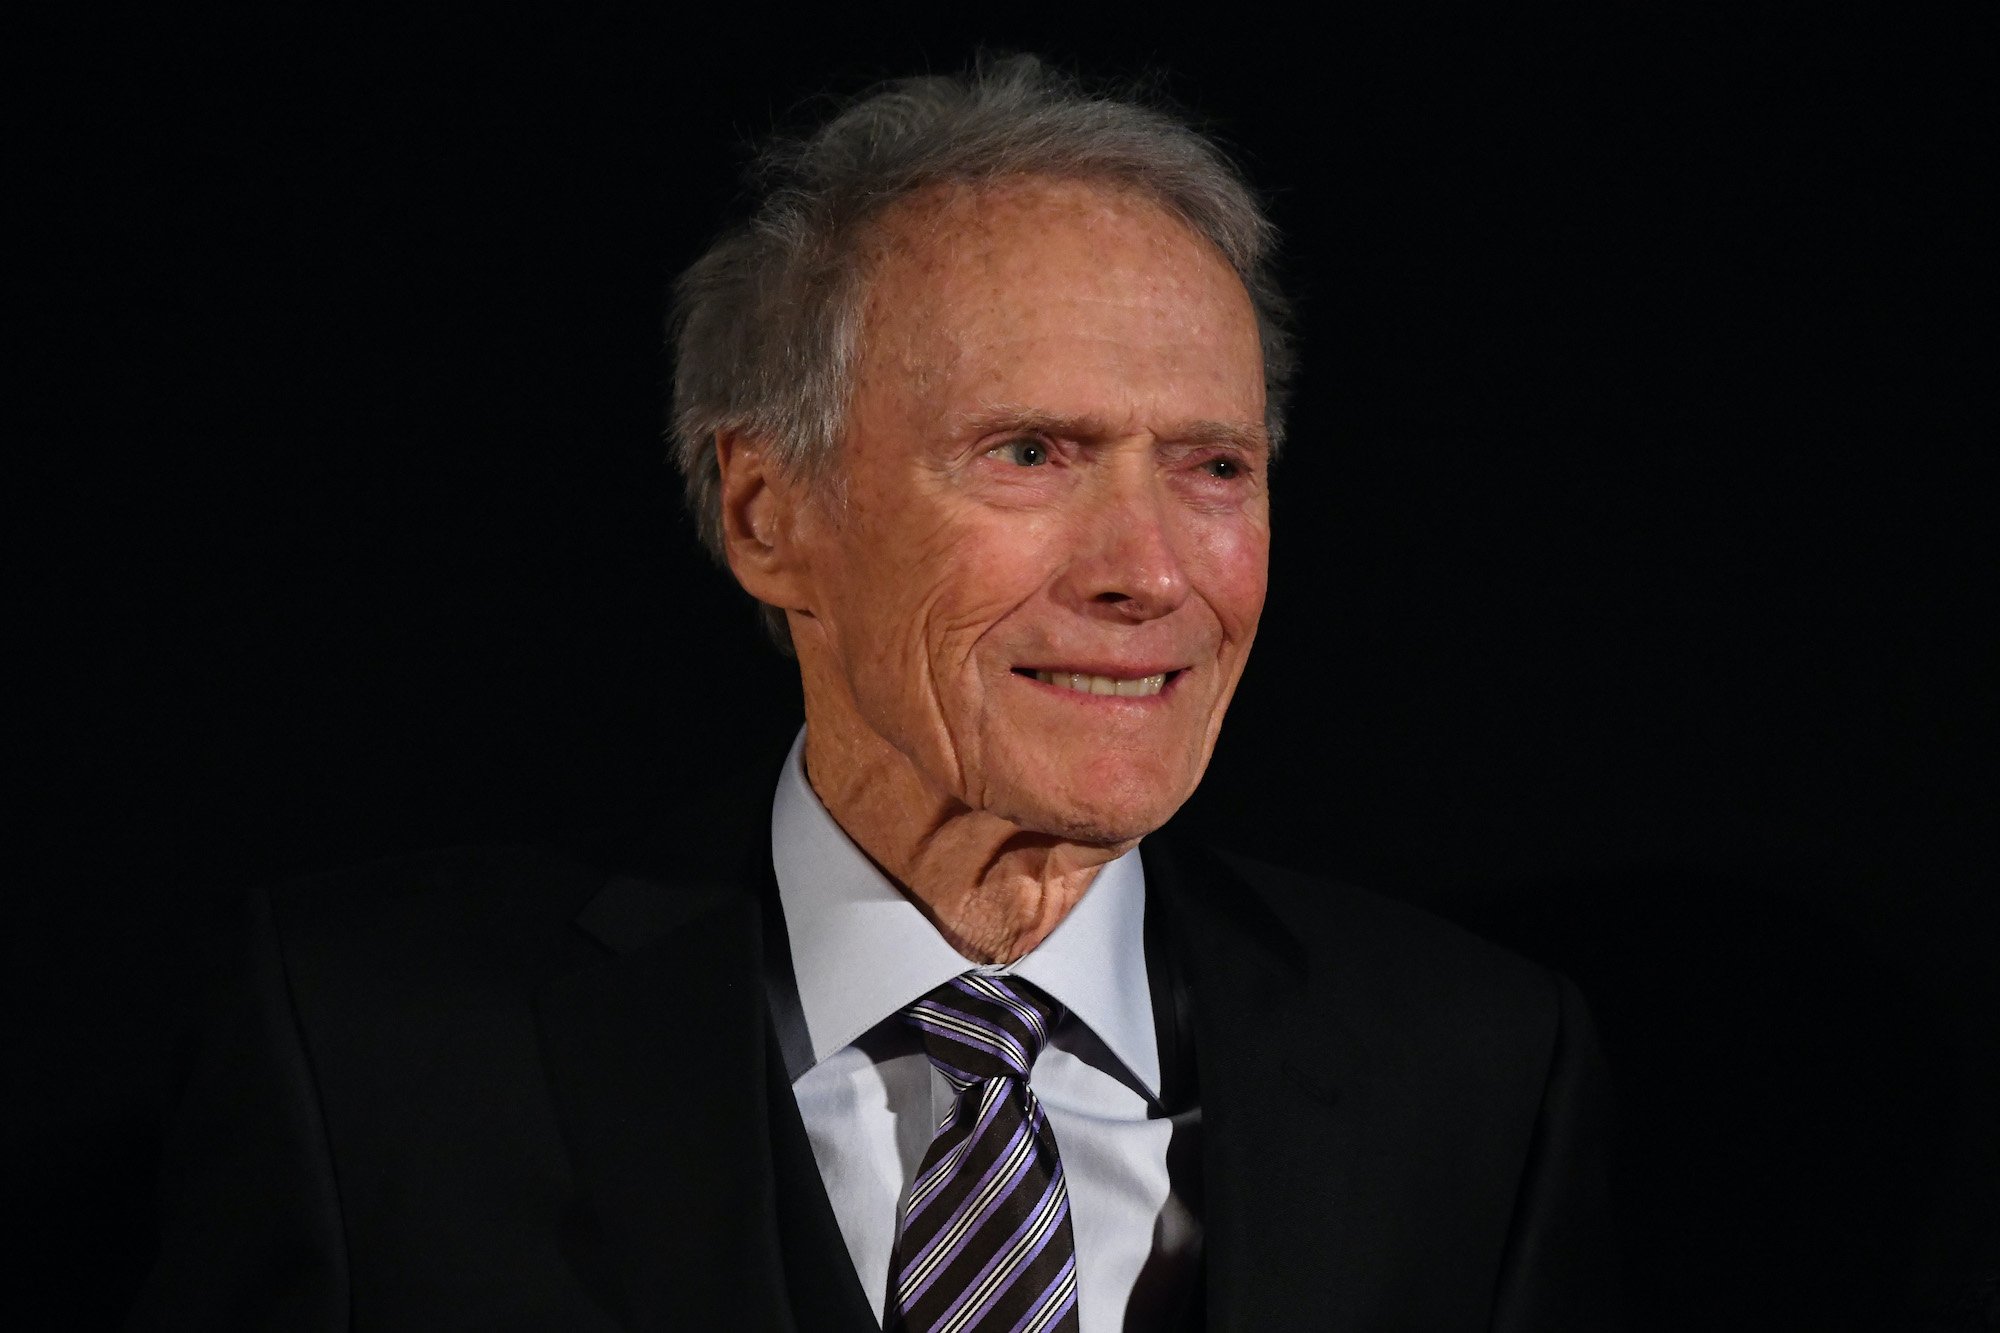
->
[1147, 839, 1374, 1332]
[536, 872, 796, 1331]
[764, 1013, 884, 1329]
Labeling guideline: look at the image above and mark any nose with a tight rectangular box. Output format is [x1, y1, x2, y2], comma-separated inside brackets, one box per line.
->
[1055, 457, 1192, 622]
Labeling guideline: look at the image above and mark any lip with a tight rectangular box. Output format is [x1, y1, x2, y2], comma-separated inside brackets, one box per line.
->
[1011, 662, 1187, 679]
[1009, 665, 1188, 703]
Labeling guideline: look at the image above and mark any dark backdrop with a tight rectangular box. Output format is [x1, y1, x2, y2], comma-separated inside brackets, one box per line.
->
[16, 5, 1992, 1328]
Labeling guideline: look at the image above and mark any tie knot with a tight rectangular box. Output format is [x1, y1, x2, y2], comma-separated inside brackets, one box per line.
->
[904, 973, 1063, 1088]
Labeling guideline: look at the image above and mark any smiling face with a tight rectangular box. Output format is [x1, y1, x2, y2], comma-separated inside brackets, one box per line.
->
[783, 176, 1271, 845]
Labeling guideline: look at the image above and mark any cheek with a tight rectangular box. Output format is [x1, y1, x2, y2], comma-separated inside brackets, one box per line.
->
[830, 502, 1057, 700]
[1190, 516, 1271, 636]
[917, 510, 1068, 642]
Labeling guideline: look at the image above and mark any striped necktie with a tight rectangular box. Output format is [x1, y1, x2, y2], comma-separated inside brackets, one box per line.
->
[886, 973, 1081, 1333]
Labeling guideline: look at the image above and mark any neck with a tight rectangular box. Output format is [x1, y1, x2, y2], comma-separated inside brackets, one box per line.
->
[800, 712, 1128, 966]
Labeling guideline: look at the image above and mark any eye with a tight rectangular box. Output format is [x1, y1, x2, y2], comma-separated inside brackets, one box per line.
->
[990, 437, 1049, 467]
[1203, 456, 1243, 480]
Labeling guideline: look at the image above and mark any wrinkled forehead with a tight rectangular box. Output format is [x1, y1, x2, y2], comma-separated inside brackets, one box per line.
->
[851, 175, 1261, 400]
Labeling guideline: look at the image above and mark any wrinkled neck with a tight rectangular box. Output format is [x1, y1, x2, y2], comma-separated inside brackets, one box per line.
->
[801, 718, 1125, 965]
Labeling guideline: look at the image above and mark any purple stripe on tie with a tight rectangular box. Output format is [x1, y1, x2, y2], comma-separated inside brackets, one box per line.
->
[943, 979, 1042, 1037]
[907, 1020, 1024, 1075]
[897, 1115, 1037, 1301]
[932, 1170, 1069, 1332]
[909, 1003, 1032, 1073]
[928, 1058, 984, 1089]
[958, 976, 1053, 1043]
[896, 1120, 1041, 1307]
[903, 1083, 1010, 1221]
[911, 1026, 1016, 1076]
[1005, 1252, 1079, 1333]
[897, 1103, 1032, 1265]
[918, 993, 1031, 1044]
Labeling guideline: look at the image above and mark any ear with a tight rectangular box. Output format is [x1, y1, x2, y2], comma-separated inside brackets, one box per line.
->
[715, 430, 814, 614]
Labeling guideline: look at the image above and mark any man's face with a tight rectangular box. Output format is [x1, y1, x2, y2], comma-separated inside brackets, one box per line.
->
[788, 177, 1270, 844]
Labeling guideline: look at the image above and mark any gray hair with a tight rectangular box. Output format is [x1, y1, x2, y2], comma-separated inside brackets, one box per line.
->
[669, 53, 1294, 650]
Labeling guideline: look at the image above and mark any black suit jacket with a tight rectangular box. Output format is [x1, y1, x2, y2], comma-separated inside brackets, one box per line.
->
[128, 795, 1618, 1330]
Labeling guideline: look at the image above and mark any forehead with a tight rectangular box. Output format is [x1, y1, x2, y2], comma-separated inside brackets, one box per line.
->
[865, 174, 1226, 280]
[853, 176, 1262, 422]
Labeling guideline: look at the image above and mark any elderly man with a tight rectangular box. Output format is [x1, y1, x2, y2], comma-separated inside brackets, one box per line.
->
[132, 57, 1616, 1332]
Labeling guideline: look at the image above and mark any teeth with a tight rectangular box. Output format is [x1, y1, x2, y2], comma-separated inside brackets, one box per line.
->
[1032, 670, 1169, 697]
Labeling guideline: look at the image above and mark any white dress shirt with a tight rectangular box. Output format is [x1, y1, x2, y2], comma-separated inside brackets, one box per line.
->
[766, 728, 1201, 1330]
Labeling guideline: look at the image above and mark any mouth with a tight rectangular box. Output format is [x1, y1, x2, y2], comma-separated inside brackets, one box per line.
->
[1011, 667, 1185, 699]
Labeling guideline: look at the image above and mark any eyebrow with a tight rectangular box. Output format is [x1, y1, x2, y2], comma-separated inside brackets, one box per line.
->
[953, 406, 1270, 455]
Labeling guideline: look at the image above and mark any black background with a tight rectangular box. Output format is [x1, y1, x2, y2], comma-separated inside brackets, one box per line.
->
[15, 4, 1993, 1328]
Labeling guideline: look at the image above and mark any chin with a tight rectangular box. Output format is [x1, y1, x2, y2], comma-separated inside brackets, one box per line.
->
[992, 763, 1191, 848]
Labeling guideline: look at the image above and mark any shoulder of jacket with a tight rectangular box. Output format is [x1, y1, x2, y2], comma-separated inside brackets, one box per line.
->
[265, 843, 600, 918]
[1205, 844, 1563, 1027]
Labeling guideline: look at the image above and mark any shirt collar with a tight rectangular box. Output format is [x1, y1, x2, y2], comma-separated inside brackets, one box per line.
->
[769, 727, 1161, 1097]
